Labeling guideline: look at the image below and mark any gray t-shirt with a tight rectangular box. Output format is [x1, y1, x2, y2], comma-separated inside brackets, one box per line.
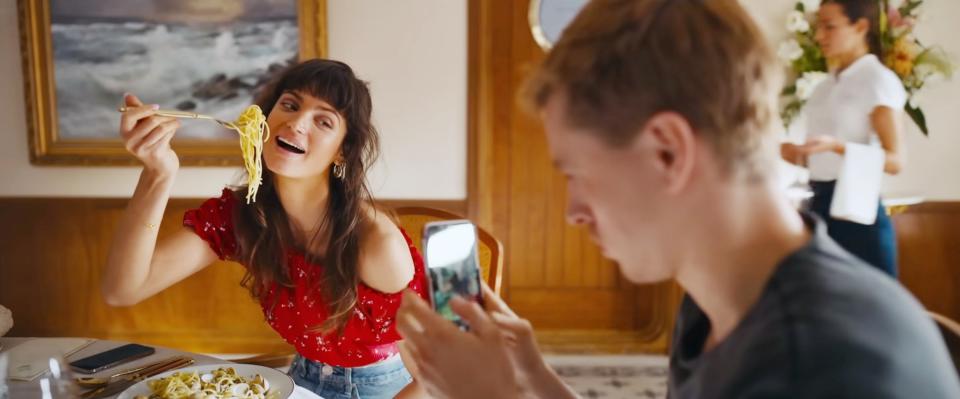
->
[669, 213, 960, 398]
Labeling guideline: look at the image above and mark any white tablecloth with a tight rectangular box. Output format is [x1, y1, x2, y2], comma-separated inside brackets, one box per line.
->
[1, 337, 321, 399]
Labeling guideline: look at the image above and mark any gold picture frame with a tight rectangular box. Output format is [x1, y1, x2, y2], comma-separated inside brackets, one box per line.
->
[18, 0, 327, 166]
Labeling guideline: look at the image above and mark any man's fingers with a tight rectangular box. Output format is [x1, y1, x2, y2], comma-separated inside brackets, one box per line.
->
[451, 296, 499, 339]
[398, 290, 460, 343]
[491, 312, 533, 337]
[403, 291, 462, 333]
[481, 282, 516, 317]
[397, 341, 424, 381]
[397, 292, 431, 341]
[413, 361, 445, 398]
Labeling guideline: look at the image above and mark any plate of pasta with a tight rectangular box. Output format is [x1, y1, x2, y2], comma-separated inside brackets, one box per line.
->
[117, 364, 295, 399]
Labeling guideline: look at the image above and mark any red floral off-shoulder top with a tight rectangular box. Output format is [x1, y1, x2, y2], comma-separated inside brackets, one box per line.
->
[183, 189, 428, 367]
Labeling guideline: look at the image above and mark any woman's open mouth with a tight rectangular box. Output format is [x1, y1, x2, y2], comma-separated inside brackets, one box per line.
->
[276, 136, 306, 155]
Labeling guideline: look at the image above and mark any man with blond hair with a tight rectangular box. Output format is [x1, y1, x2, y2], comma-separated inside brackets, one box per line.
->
[396, 0, 960, 397]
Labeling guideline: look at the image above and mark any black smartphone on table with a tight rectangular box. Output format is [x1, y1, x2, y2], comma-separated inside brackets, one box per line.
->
[422, 219, 484, 330]
[68, 343, 155, 374]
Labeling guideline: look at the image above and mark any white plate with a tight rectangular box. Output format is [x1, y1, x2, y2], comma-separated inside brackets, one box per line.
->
[116, 363, 295, 399]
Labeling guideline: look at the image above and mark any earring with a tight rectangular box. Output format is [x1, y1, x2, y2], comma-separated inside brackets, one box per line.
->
[333, 163, 346, 179]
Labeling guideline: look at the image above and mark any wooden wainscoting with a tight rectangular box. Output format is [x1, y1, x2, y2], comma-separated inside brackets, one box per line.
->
[893, 202, 960, 324]
[0, 197, 465, 354]
[1, 197, 953, 355]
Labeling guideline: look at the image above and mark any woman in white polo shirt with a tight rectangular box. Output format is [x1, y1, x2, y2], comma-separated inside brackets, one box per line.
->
[781, 0, 906, 277]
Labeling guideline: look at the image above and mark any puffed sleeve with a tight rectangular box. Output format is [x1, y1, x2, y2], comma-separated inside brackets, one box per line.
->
[183, 188, 239, 261]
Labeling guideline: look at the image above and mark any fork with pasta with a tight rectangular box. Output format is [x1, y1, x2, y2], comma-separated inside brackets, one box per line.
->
[117, 104, 269, 204]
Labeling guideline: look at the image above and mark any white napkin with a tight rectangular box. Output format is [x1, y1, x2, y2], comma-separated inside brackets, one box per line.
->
[4, 338, 93, 381]
[830, 142, 885, 225]
[292, 385, 325, 399]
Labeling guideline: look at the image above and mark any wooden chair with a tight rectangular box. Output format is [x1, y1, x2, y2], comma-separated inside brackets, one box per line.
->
[234, 206, 504, 369]
[930, 311, 960, 379]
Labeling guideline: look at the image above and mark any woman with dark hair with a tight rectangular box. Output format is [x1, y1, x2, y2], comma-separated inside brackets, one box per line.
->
[781, 0, 906, 276]
[103, 59, 427, 399]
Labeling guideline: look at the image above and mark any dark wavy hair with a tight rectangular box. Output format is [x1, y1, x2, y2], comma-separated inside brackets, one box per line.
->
[233, 59, 380, 334]
[822, 0, 882, 57]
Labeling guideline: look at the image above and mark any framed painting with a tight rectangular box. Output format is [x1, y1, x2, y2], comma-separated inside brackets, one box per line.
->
[18, 0, 327, 165]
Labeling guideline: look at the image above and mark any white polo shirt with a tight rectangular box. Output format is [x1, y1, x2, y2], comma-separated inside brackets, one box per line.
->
[805, 54, 907, 181]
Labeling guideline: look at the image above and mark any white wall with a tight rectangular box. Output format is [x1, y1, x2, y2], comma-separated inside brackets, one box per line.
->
[2, 0, 957, 200]
[0, 0, 466, 199]
[743, 0, 960, 201]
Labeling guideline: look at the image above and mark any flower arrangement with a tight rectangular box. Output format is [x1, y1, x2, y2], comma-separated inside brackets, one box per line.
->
[778, 0, 954, 135]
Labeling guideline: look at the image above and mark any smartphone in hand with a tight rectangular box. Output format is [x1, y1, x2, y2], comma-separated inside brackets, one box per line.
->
[422, 220, 484, 330]
[68, 343, 155, 374]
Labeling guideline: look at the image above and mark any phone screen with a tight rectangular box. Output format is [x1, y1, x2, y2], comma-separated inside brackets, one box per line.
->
[68, 343, 155, 373]
[422, 220, 484, 329]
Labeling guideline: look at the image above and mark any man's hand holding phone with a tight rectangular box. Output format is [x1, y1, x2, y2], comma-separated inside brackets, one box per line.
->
[397, 282, 578, 399]
[421, 220, 485, 329]
[397, 286, 518, 399]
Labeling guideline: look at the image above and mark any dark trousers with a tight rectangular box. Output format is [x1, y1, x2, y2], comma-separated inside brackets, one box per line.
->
[809, 181, 898, 277]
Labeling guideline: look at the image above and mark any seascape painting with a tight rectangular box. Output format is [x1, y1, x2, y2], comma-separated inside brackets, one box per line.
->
[50, 0, 300, 140]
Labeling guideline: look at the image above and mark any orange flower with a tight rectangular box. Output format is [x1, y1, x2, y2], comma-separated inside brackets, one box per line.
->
[886, 36, 917, 78]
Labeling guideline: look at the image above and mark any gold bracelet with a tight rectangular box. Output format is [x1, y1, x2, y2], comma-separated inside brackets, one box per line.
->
[145, 221, 159, 230]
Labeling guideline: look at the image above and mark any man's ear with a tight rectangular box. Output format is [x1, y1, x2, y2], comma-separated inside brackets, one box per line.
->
[636, 112, 698, 195]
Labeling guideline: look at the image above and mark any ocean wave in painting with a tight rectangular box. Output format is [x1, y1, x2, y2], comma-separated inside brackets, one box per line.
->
[52, 20, 297, 139]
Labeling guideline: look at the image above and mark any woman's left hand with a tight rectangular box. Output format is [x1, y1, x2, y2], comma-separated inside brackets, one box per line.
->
[800, 135, 845, 155]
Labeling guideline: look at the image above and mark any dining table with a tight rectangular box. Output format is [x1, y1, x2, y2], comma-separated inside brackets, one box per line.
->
[0, 337, 322, 399]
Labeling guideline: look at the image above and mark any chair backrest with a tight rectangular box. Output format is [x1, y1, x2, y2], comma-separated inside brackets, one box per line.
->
[394, 206, 504, 294]
[930, 311, 960, 379]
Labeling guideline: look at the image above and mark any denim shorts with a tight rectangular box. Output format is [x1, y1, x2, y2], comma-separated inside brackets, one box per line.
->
[287, 354, 412, 399]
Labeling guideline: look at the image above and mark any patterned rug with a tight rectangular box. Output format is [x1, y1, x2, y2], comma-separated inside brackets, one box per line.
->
[546, 355, 669, 399]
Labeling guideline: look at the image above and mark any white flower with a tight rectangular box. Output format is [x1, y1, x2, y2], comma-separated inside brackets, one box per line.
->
[778, 39, 804, 63]
[892, 25, 912, 38]
[796, 71, 829, 100]
[800, 0, 820, 13]
[908, 96, 919, 108]
[914, 63, 935, 79]
[786, 11, 810, 33]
